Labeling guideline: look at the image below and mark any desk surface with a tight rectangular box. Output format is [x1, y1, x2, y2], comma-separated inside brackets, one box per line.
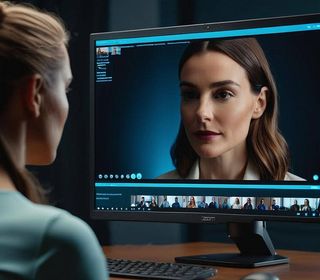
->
[103, 242, 320, 280]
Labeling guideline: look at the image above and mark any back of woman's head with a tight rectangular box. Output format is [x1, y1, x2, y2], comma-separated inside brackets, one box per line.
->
[0, 1, 68, 104]
[0, 1, 69, 203]
[172, 38, 289, 180]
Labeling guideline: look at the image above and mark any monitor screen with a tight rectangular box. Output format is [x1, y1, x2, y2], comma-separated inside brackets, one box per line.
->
[90, 14, 320, 225]
[90, 14, 320, 267]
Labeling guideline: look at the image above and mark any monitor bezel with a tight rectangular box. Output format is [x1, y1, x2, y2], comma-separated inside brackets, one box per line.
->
[89, 13, 320, 224]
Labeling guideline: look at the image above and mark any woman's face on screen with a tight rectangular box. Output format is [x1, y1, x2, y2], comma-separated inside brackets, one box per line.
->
[180, 50, 265, 160]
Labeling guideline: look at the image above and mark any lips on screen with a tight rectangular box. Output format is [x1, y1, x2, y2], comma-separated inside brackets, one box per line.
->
[94, 31, 320, 181]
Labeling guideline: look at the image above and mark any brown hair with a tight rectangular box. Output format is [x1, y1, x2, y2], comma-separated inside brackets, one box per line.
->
[0, 1, 69, 203]
[171, 38, 289, 180]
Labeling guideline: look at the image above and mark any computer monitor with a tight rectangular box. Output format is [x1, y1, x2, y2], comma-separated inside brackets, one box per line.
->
[90, 13, 320, 268]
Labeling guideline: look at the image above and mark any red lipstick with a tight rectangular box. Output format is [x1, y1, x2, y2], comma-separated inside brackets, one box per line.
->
[194, 130, 222, 141]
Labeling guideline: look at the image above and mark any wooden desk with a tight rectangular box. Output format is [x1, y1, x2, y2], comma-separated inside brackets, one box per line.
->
[103, 242, 320, 280]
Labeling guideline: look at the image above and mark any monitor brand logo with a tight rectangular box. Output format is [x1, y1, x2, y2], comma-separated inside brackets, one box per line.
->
[201, 216, 216, 223]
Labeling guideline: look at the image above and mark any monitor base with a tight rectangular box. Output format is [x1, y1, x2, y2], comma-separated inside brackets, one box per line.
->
[175, 253, 288, 268]
[176, 221, 289, 268]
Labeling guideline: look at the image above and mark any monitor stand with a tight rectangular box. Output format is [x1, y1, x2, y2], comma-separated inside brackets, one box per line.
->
[175, 221, 289, 268]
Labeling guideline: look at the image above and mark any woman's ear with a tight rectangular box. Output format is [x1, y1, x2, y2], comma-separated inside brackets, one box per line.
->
[252, 86, 268, 119]
[21, 74, 44, 118]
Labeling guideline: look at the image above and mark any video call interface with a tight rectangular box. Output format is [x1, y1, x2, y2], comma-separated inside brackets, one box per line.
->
[93, 21, 320, 217]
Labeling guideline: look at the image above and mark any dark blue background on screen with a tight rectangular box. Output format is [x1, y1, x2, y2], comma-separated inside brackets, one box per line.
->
[95, 30, 320, 180]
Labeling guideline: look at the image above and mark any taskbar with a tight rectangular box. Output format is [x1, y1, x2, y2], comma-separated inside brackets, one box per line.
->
[95, 206, 320, 218]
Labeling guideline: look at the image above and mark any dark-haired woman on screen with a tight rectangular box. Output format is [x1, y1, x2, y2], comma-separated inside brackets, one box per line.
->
[159, 38, 304, 181]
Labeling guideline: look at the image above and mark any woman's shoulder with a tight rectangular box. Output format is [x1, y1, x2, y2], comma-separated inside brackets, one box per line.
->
[16, 198, 100, 250]
[1, 192, 72, 229]
[157, 169, 182, 179]
[0, 192, 108, 279]
[16, 194, 86, 230]
[41, 206, 92, 239]
[285, 172, 306, 181]
[34, 205, 108, 279]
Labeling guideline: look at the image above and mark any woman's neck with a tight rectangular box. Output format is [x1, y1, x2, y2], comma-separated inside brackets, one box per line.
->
[0, 167, 16, 191]
[199, 144, 248, 180]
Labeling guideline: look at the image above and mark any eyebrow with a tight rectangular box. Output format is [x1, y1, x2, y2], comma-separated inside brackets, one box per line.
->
[180, 80, 241, 88]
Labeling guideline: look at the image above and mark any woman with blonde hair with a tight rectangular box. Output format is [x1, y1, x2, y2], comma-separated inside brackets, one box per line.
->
[0, 2, 108, 279]
[160, 38, 304, 181]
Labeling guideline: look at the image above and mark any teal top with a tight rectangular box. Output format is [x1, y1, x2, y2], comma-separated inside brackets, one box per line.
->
[0, 191, 109, 280]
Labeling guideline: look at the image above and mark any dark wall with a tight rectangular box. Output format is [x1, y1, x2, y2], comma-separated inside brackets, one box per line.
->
[21, 0, 320, 251]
